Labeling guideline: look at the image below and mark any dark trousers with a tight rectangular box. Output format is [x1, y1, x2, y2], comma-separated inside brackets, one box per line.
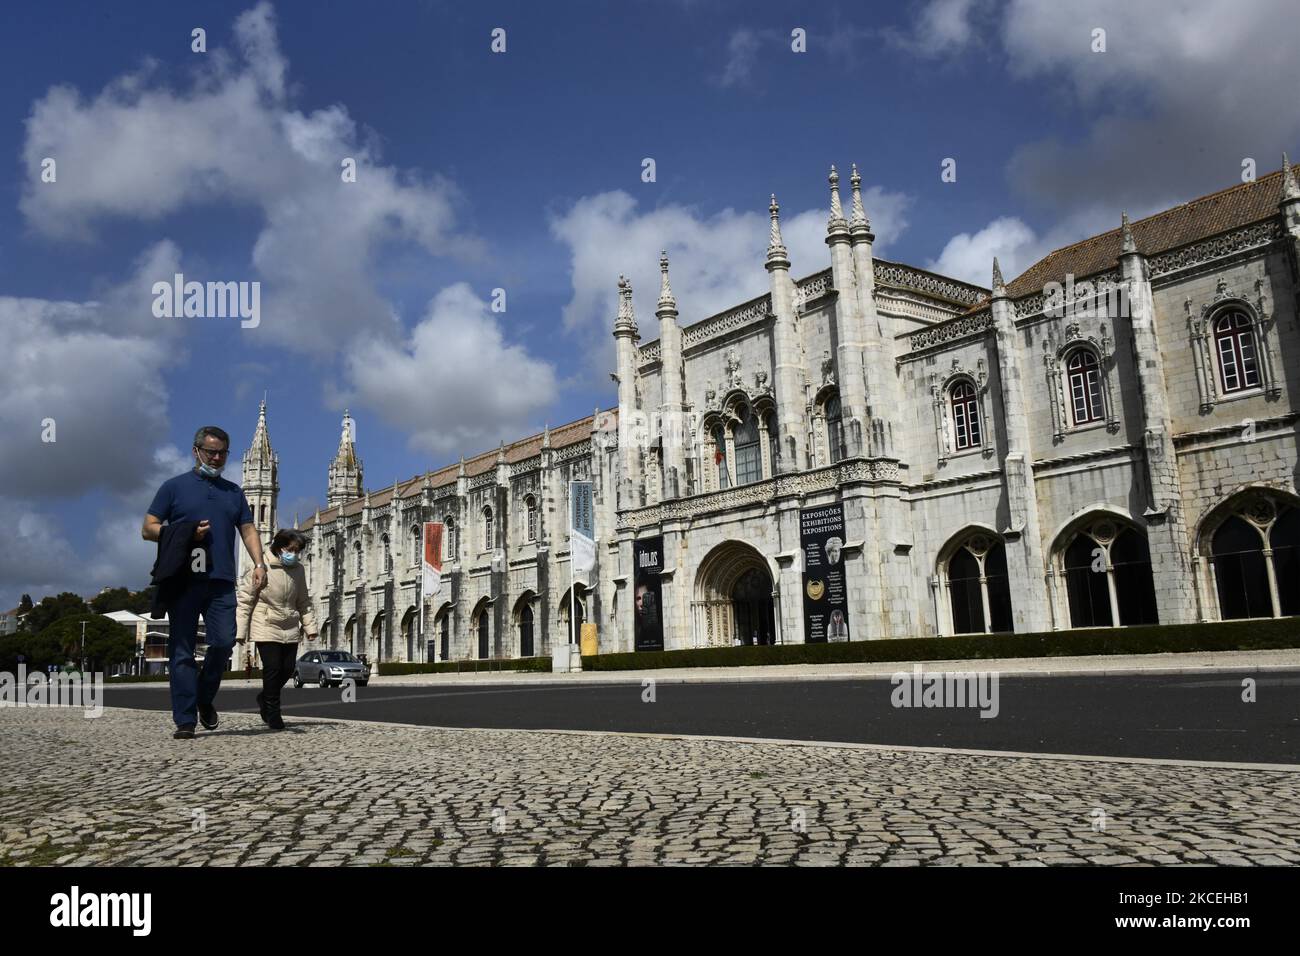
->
[256, 641, 299, 716]
[167, 578, 236, 728]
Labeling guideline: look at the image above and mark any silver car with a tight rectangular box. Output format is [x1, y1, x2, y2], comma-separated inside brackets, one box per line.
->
[294, 650, 370, 688]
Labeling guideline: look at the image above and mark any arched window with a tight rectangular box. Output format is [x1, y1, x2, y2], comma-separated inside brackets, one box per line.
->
[712, 424, 730, 490]
[1066, 349, 1103, 425]
[1214, 310, 1260, 393]
[353, 540, 363, 577]
[482, 507, 493, 552]
[439, 612, 450, 661]
[1060, 519, 1158, 627]
[259, 504, 267, 524]
[525, 495, 538, 543]
[329, 547, 337, 582]
[381, 533, 391, 573]
[944, 533, 1013, 635]
[1209, 497, 1300, 620]
[950, 381, 981, 451]
[445, 516, 456, 562]
[734, 408, 762, 485]
[410, 525, 420, 566]
[825, 394, 846, 464]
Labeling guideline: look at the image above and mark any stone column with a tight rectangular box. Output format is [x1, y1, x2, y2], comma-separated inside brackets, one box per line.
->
[1119, 214, 1195, 624]
[990, 259, 1052, 632]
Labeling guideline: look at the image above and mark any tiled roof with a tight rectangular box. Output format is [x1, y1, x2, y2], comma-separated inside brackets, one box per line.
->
[299, 409, 614, 529]
[961, 166, 1293, 315]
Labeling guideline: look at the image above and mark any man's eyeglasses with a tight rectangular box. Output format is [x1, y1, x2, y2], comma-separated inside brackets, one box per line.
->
[195, 446, 229, 460]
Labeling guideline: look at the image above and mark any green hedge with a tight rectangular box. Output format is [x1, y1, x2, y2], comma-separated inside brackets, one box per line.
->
[580, 617, 1300, 671]
[372, 657, 553, 676]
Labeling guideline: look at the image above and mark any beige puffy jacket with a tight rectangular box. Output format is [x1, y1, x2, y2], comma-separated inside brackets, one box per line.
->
[235, 552, 319, 645]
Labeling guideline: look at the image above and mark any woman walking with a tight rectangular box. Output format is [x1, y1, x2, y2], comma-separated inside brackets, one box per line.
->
[236, 529, 318, 729]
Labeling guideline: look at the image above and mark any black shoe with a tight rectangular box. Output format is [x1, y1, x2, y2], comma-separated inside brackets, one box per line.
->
[173, 725, 196, 739]
[256, 693, 270, 726]
[198, 703, 219, 731]
[267, 714, 285, 731]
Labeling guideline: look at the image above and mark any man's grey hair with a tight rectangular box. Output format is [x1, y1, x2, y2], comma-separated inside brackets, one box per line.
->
[193, 426, 230, 449]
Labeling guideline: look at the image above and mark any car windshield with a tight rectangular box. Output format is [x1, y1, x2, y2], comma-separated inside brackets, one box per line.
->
[320, 652, 357, 662]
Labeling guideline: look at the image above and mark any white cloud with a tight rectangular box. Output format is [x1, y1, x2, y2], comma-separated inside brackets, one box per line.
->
[340, 283, 560, 456]
[18, 1, 481, 354]
[717, 29, 765, 88]
[884, 0, 990, 57]
[894, 0, 1300, 208]
[0, 444, 194, 609]
[549, 184, 912, 371]
[926, 205, 1140, 286]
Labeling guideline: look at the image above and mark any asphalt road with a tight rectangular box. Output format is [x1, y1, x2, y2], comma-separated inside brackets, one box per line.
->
[101, 670, 1300, 764]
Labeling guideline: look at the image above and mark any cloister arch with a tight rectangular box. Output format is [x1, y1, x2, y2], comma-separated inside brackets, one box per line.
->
[1049, 507, 1158, 628]
[935, 525, 1013, 635]
[693, 540, 778, 647]
[1196, 486, 1300, 620]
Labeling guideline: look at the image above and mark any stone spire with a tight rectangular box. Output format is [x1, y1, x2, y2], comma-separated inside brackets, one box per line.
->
[849, 163, 872, 236]
[458, 455, 466, 478]
[249, 397, 273, 462]
[542, 422, 551, 449]
[766, 194, 789, 267]
[239, 397, 279, 582]
[326, 408, 364, 509]
[1120, 212, 1137, 255]
[615, 275, 637, 334]
[991, 257, 1006, 297]
[497, 440, 507, 465]
[827, 165, 848, 237]
[657, 250, 676, 313]
[1281, 152, 1300, 202]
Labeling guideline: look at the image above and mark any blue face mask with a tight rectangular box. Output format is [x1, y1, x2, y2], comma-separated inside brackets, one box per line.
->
[197, 461, 222, 478]
[280, 552, 299, 567]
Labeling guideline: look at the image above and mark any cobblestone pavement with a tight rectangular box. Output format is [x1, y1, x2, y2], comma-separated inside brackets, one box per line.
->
[1, 706, 1298, 866]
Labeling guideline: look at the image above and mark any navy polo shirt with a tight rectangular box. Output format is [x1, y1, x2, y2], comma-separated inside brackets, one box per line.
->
[147, 468, 254, 582]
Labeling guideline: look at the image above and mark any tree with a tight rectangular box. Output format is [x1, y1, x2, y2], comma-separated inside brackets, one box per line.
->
[90, 587, 134, 615]
[18, 594, 34, 614]
[20, 593, 90, 634]
[38, 615, 135, 672]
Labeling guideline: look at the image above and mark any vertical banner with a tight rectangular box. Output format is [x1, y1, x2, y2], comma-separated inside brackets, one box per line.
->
[801, 503, 851, 643]
[422, 522, 444, 599]
[633, 536, 664, 652]
[569, 481, 595, 574]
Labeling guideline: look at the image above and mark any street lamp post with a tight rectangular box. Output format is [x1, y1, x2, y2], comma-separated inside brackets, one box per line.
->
[80, 620, 87, 674]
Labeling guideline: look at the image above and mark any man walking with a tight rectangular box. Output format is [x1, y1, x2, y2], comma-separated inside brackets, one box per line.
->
[142, 426, 267, 738]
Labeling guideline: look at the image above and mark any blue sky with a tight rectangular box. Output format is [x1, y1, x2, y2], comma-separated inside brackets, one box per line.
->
[2, 0, 1296, 609]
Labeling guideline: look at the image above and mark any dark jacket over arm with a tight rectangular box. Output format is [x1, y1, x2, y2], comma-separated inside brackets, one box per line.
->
[149, 520, 200, 619]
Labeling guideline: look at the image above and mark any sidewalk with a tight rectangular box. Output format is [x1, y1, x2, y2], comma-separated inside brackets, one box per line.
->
[184, 647, 1300, 690]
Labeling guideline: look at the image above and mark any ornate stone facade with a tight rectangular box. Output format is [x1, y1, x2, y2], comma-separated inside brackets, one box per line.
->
[284, 162, 1300, 660]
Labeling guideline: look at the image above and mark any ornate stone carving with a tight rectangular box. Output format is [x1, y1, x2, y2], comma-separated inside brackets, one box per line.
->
[680, 295, 772, 350]
[725, 349, 743, 389]
[1148, 220, 1284, 278]
[754, 368, 770, 393]
[874, 262, 986, 306]
[821, 349, 835, 386]
[906, 312, 994, 352]
[615, 458, 901, 530]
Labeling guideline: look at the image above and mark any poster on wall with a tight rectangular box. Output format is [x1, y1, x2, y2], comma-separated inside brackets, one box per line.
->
[633, 536, 665, 652]
[801, 503, 851, 643]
